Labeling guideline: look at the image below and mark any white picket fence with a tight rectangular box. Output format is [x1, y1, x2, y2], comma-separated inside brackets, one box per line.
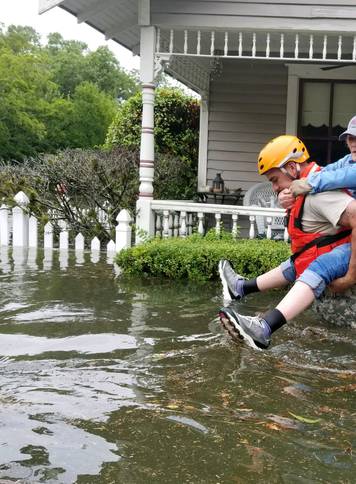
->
[0, 191, 132, 256]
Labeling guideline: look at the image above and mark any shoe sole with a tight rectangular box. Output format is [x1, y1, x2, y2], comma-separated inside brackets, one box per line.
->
[218, 260, 233, 302]
[219, 309, 262, 351]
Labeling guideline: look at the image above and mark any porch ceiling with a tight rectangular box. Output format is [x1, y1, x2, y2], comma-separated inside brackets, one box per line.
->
[39, 0, 141, 51]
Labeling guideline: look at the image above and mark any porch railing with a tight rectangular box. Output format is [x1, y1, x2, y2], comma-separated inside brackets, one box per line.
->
[1, 193, 289, 261]
[0, 191, 132, 259]
[150, 200, 288, 242]
[156, 28, 356, 64]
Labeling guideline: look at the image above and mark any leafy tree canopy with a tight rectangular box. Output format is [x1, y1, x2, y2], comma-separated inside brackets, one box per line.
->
[0, 25, 139, 160]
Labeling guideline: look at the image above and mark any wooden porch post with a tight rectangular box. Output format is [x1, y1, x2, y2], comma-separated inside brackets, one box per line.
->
[136, 24, 156, 243]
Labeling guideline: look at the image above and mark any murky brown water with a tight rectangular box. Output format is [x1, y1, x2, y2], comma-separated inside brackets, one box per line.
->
[0, 248, 355, 483]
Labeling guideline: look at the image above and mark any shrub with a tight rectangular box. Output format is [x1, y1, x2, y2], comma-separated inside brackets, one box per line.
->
[116, 235, 291, 282]
[0, 147, 140, 242]
[105, 87, 200, 200]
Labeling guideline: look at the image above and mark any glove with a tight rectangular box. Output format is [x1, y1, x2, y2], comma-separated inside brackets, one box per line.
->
[290, 179, 312, 197]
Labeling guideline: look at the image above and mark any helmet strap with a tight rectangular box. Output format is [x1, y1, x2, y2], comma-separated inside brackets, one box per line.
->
[280, 163, 300, 180]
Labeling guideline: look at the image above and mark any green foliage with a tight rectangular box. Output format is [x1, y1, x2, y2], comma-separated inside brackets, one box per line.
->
[105, 88, 200, 199]
[0, 25, 139, 160]
[116, 236, 291, 282]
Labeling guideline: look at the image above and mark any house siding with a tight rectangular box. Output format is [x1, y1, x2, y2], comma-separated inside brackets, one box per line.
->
[151, 1, 356, 33]
[207, 60, 287, 192]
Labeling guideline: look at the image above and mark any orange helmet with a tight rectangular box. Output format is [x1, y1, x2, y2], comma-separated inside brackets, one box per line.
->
[257, 135, 310, 175]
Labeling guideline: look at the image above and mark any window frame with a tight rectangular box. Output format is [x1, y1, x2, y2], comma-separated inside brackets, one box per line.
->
[298, 78, 356, 164]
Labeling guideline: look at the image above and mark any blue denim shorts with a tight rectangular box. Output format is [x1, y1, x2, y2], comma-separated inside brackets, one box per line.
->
[280, 243, 351, 298]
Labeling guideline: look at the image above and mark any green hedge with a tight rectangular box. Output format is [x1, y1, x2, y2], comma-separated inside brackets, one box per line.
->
[116, 234, 291, 282]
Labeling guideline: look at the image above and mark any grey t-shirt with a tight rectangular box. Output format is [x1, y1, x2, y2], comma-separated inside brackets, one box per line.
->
[302, 190, 353, 234]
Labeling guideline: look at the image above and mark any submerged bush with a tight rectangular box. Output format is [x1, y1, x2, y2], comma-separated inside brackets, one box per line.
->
[116, 235, 291, 282]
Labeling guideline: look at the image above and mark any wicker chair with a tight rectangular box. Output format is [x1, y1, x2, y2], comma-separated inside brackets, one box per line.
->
[243, 182, 285, 238]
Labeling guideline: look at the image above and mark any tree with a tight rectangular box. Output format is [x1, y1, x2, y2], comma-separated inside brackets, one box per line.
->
[105, 87, 200, 163]
[68, 82, 117, 148]
[0, 25, 139, 160]
[0, 41, 57, 159]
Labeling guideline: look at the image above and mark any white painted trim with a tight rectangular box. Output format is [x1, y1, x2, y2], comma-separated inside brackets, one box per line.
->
[198, 94, 209, 191]
[38, 0, 63, 14]
[285, 63, 356, 135]
[138, 0, 150, 26]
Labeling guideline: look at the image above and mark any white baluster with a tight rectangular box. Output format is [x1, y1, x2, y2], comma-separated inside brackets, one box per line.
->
[249, 215, 256, 239]
[107, 239, 116, 255]
[353, 36, 356, 61]
[309, 34, 314, 59]
[155, 214, 162, 237]
[115, 209, 132, 252]
[280, 33, 284, 58]
[179, 211, 187, 238]
[210, 31, 215, 56]
[232, 213, 238, 239]
[284, 227, 289, 243]
[91, 236, 101, 251]
[91, 237, 100, 263]
[238, 32, 243, 57]
[188, 213, 193, 235]
[162, 210, 170, 238]
[215, 213, 221, 235]
[168, 213, 174, 237]
[322, 35, 327, 60]
[29, 215, 38, 248]
[337, 35, 342, 60]
[44, 222, 53, 249]
[252, 32, 256, 57]
[173, 213, 179, 237]
[224, 31, 228, 56]
[266, 216, 272, 240]
[184, 30, 188, 54]
[294, 34, 299, 59]
[156, 27, 161, 52]
[0, 204, 9, 246]
[59, 220, 69, 250]
[197, 212, 204, 235]
[197, 30, 201, 55]
[266, 33, 270, 58]
[169, 29, 174, 53]
[75, 233, 85, 251]
[12, 191, 30, 247]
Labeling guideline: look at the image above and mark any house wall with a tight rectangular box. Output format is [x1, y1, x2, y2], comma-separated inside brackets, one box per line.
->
[151, 0, 356, 33]
[207, 60, 287, 192]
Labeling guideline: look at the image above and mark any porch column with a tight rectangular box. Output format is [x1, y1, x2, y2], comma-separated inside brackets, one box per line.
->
[197, 92, 209, 191]
[136, 25, 156, 243]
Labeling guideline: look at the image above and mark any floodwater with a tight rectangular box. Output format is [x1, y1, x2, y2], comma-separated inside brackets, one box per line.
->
[0, 248, 355, 483]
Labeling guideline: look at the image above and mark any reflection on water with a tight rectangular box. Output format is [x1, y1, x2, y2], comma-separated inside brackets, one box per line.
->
[0, 249, 354, 483]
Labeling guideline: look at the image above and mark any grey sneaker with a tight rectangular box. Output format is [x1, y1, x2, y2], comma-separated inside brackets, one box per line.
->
[219, 306, 271, 350]
[218, 260, 245, 302]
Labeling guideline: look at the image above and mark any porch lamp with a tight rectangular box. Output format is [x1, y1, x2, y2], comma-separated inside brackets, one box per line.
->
[212, 173, 225, 193]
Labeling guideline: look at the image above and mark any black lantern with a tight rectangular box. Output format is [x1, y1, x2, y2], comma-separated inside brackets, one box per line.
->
[212, 173, 224, 193]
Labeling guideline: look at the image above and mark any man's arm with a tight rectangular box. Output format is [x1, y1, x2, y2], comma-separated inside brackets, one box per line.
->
[290, 155, 354, 197]
[307, 162, 356, 194]
[329, 200, 356, 293]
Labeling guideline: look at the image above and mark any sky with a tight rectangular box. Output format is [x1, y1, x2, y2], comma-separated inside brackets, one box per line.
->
[0, 0, 140, 72]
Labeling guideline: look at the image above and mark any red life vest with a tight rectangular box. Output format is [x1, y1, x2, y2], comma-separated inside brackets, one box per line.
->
[288, 162, 351, 277]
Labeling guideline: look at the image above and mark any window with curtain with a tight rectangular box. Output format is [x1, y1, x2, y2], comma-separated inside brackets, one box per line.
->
[298, 80, 356, 166]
